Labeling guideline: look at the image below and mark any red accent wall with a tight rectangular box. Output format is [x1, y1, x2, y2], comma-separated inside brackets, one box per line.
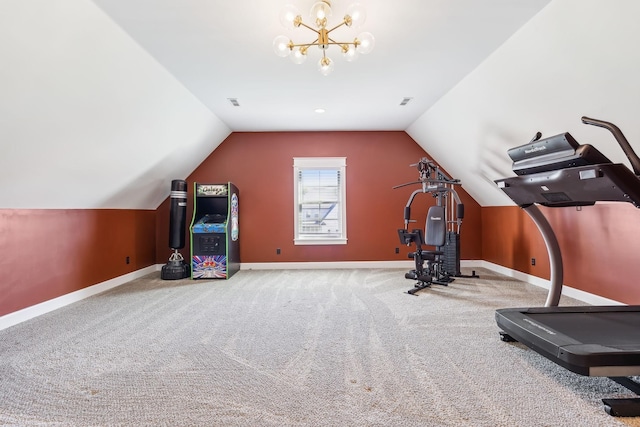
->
[155, 131, 483, 264]
[7, 130, 639, 317]
[481, 206, 550, 278]
[482, 204, 640, 304]
[0, 209, 156, 316]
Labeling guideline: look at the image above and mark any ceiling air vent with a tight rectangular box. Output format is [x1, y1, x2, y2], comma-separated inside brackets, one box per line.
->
[400, 97, 413, 106]
[228, 98, 240, 107]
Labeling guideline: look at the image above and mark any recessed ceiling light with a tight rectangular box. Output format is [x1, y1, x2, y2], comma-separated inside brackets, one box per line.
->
[314, 108, 326, 114]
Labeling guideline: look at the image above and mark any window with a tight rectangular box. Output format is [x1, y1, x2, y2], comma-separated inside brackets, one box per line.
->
[293, 157, 347, 245]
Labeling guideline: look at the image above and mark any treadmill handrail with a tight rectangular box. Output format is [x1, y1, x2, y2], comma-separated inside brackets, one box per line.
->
[582, 116, 640, 176]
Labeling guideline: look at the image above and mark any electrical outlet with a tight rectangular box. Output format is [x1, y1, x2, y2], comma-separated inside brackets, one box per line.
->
[276, 248, 281, 255]
[395, 247, 400, 254]
[531, 258, 536, 266]
[126, 256, 130, 264]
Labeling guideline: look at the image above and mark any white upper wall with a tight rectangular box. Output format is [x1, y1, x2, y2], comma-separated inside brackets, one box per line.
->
[0, 0, 230, 209]
[407, 0, 640, 207]
[3, 0, 639, 210]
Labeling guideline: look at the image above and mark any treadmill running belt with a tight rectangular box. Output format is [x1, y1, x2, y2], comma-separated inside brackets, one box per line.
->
[496, 306, 640, 377]
[528, 312, 640, 348]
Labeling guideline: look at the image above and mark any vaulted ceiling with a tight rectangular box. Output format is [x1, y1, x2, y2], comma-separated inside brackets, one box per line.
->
[90, 0, 551, 132]
[2, 0, 639, 209]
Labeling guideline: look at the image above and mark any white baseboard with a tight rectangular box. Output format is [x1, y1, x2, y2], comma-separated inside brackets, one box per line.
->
[241, 260, 414, 270]
[478, 260, 624, 306]
[241, 260, 484, 270]
[0, 266, 158, 331]
[1, 260, 622, 331]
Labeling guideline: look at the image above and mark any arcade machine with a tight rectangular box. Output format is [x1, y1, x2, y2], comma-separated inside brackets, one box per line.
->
[190, 182, 240, 279]
[161, 179, 190, 280]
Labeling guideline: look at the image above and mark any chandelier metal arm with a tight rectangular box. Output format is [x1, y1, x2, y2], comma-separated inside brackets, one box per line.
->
[290, 41, 319, 49]
[294, 20, 350, 45]
[298, 21, 318, 33]
[328, 37, 357, 47]
[325, 20, 348, 34]
[290, 40, 356, 48]
[288, 16, 359, 51]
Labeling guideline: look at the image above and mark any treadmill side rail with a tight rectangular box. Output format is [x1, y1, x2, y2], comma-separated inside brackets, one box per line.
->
[603, 398, 640, 417]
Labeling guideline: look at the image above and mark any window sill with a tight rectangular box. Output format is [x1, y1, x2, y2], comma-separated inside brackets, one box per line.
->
[294, 238, 347, 246]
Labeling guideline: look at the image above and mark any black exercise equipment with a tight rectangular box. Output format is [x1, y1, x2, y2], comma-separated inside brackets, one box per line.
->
[395, 157, 478, 294]
[494, 116, 640, 416]
[161, 179, 190, 280]
[399, 206, 447, 294]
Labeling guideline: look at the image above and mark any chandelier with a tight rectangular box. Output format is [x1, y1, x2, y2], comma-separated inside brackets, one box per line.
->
[273, 1, 375, 76]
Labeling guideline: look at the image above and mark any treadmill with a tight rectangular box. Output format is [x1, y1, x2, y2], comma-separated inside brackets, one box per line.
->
[494, 117, 640, 417]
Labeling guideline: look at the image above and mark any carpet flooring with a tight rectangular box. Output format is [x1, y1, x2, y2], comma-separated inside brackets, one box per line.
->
[1, 267, 640, 426]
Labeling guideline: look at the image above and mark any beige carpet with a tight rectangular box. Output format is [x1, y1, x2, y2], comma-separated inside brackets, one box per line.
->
[1, 267, 639, 426]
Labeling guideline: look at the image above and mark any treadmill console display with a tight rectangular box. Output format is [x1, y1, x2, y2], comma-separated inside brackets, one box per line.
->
[496, 163, 640, 208]
[508, 132, 579, 161]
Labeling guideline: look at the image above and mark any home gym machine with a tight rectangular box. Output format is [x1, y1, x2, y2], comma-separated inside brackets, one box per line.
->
[161, 179, 190, 280]
[494, 116, 640, 416]
[395, 157, 477, 295]
[190, 182, 240, 279]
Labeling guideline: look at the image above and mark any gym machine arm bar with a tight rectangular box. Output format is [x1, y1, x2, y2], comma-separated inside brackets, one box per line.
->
[403, 187, 463, 230]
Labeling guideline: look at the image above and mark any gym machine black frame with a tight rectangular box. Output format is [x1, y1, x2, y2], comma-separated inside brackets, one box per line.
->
[395, 158, 477, 294]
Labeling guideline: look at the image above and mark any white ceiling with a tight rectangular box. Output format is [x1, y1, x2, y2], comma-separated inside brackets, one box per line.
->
[90, 0, 552, 132]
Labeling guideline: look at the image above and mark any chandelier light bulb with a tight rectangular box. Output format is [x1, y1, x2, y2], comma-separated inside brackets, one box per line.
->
[273, 35, 291, 57]
[355, 31, 375, 54]
[341, 44, 359, 62]
[310, 1, 332, 26]
[318, 56, 334, 76]
[279, 4, 301, 29]
[345, 3, 366, 27]
[290, 47, 308, 64]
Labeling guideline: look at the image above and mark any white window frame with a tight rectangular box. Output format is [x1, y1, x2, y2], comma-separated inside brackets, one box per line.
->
[293, 157, 347, 245]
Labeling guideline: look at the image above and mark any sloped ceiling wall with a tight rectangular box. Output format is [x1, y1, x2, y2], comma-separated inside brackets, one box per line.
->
[0, 0, 230, 209]
[407, 0, 640, 207]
